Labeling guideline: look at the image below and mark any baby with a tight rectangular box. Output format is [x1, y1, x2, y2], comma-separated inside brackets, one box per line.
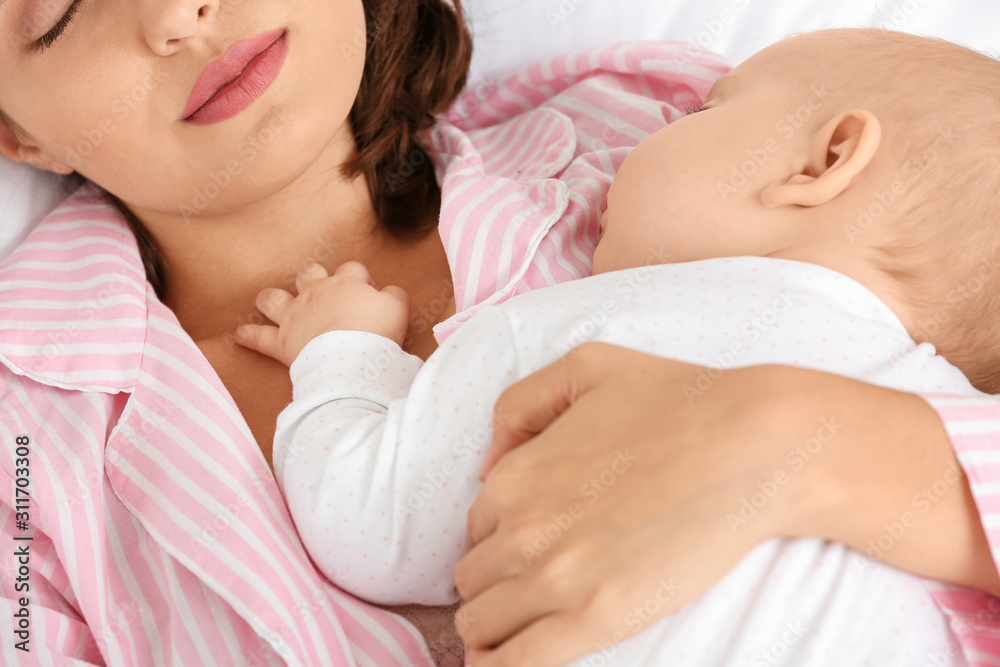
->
[235, 29, 995, 665]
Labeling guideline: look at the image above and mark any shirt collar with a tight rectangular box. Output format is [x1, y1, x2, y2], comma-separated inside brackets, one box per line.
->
[429, 106, 578, 342]
[0, 181, 148, 393]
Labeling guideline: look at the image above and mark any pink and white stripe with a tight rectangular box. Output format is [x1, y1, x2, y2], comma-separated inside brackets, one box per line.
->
[431, 41, 726, 341]
[922, 396, 1000, 665]
[0, 188, 432, 665]
[3, 38, 998, 666]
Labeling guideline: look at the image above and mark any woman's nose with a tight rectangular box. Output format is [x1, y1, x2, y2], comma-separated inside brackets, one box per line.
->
[139, 0, 219, 56]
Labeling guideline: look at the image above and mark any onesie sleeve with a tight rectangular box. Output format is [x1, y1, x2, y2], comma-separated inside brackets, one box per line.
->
[273, 321, 518, 606]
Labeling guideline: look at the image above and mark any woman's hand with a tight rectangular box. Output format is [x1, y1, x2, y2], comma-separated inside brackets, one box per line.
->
[454, 342, 998, 667]
[234, 261, 410, 367]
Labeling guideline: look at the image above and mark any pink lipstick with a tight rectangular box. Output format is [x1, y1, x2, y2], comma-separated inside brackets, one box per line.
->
[183, 28, 287, 126]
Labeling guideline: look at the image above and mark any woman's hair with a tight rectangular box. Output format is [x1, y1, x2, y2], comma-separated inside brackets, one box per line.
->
[345, 0, 473, 237]
[108, 0, 473, 300]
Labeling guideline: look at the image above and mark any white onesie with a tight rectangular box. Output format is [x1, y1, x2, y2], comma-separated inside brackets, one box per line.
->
[274, 256, 974, 666]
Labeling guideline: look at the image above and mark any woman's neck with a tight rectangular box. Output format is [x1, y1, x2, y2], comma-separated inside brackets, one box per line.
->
[126, 126, 454, 349]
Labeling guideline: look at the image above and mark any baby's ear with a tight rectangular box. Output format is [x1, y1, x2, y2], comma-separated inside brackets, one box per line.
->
[0, 120, 74, 175]
[761, 109, 881, 208]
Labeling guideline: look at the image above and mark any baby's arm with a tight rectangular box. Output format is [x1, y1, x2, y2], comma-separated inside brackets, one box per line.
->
[235, 262, 502, 606]
[271, 331, 473, 605]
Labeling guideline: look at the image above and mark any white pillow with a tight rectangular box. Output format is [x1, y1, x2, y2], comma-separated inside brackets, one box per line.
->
[0, 160, 66, 261]
[465, 0, 1000, 85]
[3, 0, 998, 263]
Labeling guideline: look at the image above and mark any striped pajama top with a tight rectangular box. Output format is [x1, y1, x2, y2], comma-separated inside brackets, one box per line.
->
[1, 40, 998, 666]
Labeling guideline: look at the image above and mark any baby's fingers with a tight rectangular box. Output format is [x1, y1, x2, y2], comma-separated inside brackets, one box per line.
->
[295, 261, 329, 294]
[382, 285, 410, 307]
[256, 288, 294, 323]
[233, 324, 284, 363]
[334, 260, 375, 285]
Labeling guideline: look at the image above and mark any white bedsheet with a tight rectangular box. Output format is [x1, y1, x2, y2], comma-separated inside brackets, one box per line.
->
[574, 539, 967, 666]
[465, 0, 1000, 86]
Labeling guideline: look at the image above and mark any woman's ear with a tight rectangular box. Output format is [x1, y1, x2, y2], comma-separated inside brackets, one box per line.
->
[761, 109, 881, 208]
[0, 119, 74, 175]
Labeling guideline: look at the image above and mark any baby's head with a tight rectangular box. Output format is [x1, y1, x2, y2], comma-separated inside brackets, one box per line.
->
[595, 28, 1000, 392]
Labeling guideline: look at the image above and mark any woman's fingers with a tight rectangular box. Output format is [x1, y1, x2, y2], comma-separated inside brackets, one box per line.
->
[456, 573, 559, 649]
[295, 261, 329, 294]
[484, 368, 574, 479]
[468, 612, 599, 667]
[483, 343, 614, 478]
[460, 527, 635, 666]
[454, 532, 514, 600]
[465, 481, 503, 545]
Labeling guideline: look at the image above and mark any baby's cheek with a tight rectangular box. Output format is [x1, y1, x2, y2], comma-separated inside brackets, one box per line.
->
[591, 241, 611, 274]
[592, 233, 631, 274]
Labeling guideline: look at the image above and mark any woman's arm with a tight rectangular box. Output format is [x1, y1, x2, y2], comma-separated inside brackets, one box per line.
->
[455, 342, 1000, 667]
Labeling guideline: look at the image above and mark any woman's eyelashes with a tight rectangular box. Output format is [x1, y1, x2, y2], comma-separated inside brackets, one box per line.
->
[33, 0, 83, 52]
[684, 105, 707, 116]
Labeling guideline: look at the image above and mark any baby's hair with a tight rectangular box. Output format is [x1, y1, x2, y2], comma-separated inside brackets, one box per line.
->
[101, 0, 473, 301]
[822, 29, 1000, 392]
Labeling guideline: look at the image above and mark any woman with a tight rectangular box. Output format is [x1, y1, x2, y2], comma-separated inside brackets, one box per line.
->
[0, 0, 996, 665]
[1, 0, 473, 663]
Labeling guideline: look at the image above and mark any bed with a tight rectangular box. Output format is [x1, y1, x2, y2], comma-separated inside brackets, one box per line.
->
[0, 3, 997, 664]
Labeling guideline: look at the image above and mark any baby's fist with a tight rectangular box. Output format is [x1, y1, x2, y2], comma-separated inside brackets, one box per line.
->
[235, 261, 410, 367]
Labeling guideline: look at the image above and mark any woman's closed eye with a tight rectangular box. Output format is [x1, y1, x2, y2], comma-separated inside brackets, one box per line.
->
[684, 105, 706, 116]
[33, 0, 83, 52]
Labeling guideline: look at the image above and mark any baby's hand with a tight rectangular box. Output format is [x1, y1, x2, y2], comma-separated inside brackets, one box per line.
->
[234, 261, 410, 367]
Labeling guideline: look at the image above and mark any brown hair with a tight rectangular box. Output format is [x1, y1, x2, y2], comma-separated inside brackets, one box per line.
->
[111, 0, 473, 301]
[810, 30, 1000, 392]
[345, 0, 473, 237]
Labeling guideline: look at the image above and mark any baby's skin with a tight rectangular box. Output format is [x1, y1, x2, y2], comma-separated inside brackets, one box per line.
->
[235, 27, 996, 396]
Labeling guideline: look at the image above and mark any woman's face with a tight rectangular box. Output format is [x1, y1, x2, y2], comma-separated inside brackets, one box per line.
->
[0, 0, 366, 215]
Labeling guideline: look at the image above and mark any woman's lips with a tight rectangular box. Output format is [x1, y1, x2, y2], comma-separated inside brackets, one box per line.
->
[183, 29, 287, 126]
